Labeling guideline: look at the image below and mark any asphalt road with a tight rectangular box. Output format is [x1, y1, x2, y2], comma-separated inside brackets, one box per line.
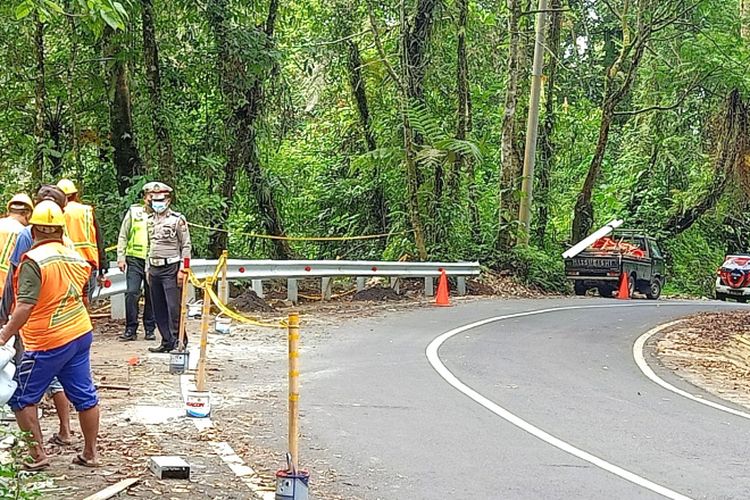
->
[300, 298, 750, 499]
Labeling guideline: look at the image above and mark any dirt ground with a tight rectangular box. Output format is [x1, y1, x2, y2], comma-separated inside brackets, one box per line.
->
[654, 311, 750, 409]
[2, 275, 544, 499]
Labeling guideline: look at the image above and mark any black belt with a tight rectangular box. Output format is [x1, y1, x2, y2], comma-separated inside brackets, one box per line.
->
[149, 257, 181, 267]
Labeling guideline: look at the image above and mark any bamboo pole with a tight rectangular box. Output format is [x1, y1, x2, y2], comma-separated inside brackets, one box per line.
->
[287, 311, 300, 470]
[177, 258, 191, 350]
[196, 277, 213, 392]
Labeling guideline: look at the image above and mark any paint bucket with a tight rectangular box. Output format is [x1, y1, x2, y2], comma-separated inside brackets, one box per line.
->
[169, 350, 189, 375]
[275, 469, 309, 500]
[187, 301, 202, 319]
[185, 389, 211, 418]
[215, 315, 231, 335]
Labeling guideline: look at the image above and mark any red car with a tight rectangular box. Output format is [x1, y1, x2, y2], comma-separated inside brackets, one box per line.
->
[716, 255, 750, 303]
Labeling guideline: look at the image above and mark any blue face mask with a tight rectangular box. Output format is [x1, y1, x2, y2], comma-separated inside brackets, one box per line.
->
[151, 201, 168, 213]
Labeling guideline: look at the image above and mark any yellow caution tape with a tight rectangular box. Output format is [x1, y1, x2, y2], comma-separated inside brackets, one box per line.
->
[105, 245, 117, 253]
[186, 269, 286, 329]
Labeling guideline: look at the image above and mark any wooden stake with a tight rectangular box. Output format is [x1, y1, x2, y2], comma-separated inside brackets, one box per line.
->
[196, 278, 213, 392]
[177, 261, 191, 350]
[287, 311, 300, 471]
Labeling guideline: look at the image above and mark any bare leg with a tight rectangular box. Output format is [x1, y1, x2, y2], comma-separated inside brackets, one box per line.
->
[77, 405, 100, 463]
[52, 392, 72, 442]
[13, 406, 47, 463]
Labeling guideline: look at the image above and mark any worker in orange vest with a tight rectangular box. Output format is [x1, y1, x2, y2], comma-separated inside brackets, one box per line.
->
[0, 194, 33, 296]
[0, 201, 100, 471]
[56, 179, 107, 301]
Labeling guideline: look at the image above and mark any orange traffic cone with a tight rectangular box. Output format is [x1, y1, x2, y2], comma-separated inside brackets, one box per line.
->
[435, 270, 451, 307]
[617, 272, 631, 300]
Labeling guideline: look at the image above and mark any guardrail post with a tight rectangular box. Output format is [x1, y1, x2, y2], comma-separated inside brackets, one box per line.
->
[321, 277, 332, 301]
[287, 278, 298, 305]
[252, 279, 264, 298]
[390, 277, 400, 294]
[424, 277, 434, 297]
[219, 250, 229, 303]
[457, 276, 467, 296]
[110, 294, 125, 320]
[356, 277, 365, 292]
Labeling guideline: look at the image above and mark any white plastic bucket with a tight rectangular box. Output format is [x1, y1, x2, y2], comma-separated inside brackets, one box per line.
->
[185, 390, 211, 418]
[215, 315, 231, 335]
[187, 301, 202, 319]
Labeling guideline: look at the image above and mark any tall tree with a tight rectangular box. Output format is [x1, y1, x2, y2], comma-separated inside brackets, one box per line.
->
[346, 37, 388, 233]
[106, 31, 142, 196]
[32, 17, 46, 187]
[207, 0, 292, 259]
[454, 0, 480, 242]
[141, 0, 176, 184]
[571, 1, 691, 242]
[534, 0, 563, 243]
[496, 0, 522, 250]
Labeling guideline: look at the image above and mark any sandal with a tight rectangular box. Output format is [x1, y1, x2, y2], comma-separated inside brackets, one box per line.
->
[72, 454, 101, 468]
[48, 433, 72, 447]
[21, 458, 50, 472]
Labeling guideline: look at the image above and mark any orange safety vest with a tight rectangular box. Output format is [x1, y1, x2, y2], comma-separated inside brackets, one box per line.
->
[14, 240, 92, 352]
[0, 217, 25, 296]
[63, 201, 98, 266]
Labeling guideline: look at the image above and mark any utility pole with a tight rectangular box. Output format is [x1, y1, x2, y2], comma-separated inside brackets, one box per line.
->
[517, 0, 548, 245]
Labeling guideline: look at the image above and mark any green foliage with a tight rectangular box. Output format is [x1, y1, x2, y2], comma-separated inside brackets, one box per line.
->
[0, 0, 749, 297]
[0, 427, 43, 499]
[494, 245, 570, 294]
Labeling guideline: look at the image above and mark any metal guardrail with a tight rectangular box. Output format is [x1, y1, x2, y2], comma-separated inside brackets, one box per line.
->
[97, 259, 481, 316]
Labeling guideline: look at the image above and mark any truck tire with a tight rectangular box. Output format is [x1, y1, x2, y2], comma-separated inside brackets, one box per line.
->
[646, 279, 662, 300]
[574, 282, 588, 296]
[628, 273, 636, 298]
[716, 292, 727, 302]
[598, 285, 616, 298]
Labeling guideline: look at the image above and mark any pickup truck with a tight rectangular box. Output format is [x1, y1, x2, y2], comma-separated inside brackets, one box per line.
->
[564, 231, 666, 299]
[715, 255, 750, 303]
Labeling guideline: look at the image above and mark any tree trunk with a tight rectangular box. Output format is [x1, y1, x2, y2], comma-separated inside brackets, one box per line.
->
[141, 0, 176, 184]
[571, 10, 648, 242]
[405, 0, 440, 105]
[662, 90, 749, 237]
[742, 0, 750, 40]
[106, 32, 141, 197]
[400, 0, 429, 259]
[66, 16, 83, 183]
[534, 0, 562, 244]
[454, 0, 480, 242]
[346, 38, 387, 233]
[496, 0, 522, 250]
[32, 18, 46, 187]
[207, 0, 291, 259]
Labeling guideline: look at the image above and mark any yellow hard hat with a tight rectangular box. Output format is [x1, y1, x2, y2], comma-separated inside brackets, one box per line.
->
[29, 200, 66, 227]
[6, 193, 34, 212]
[56, 179, 78, 196]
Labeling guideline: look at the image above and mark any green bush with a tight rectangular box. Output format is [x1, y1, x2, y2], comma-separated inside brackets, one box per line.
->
[494, 245, 571, 294]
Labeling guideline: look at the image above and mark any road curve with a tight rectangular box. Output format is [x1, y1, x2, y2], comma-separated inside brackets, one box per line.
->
[300, 298, 750, 499]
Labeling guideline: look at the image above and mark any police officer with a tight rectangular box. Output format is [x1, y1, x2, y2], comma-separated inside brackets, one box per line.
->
[116, 184, 156, 342]
[146, 183, 191, 353]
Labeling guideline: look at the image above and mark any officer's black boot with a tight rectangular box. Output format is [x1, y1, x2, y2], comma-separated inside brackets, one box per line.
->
[118, 330, 137, 342]
[148, 343, 171, 353]
[144, 330, 156, 341]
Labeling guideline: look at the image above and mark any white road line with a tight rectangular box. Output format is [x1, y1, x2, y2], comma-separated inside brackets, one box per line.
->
[633, 321, 750, 420]
[426, 303, 700, 500]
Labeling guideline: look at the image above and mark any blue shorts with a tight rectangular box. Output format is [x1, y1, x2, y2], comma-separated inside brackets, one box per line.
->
[10, 332, 98, 412]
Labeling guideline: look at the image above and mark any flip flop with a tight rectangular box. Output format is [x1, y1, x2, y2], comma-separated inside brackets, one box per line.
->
[72, 454, 101, 468]
[48, 433, 72, 446]
[21, 458, 50, 472]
